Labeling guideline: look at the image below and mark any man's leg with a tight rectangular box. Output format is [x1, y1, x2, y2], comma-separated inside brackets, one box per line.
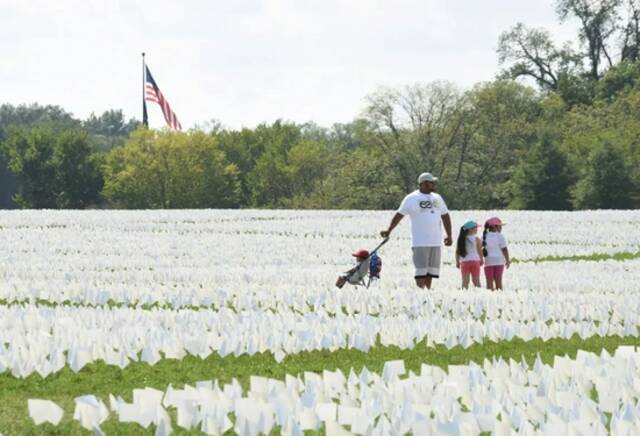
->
[415, 276, 428, 288]
[425, 276, 433, 289]
[412, 247, 429, 289]
[424, 247, 440, 290]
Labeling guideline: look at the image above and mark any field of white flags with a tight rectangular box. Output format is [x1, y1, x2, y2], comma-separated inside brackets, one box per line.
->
[24, 347, 640, 435]
[1, 209, 640, 434]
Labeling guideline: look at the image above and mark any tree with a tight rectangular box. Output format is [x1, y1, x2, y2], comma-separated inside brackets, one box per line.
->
[0, 103, 79, 137]
[216, 120, 302, 206]
[326, 120, 370, 150]
[556, 0, 621, 80]
[248, 148, 292, 207]
[510, 135, 574, 210]
[247, 139, 336, 208]
[50, 130, 104, 208]
[458, 80, 543, 209]
[244, 121, 310, 207]
[621, 0, 640, 62]
[102, 128, 240, 208]
[298, 146, 405, 209]
[497, 23, 582, 90]
[362, 82, 471, 193]
[285, 140, 332, 197]
[573, 142, 636, 208]
[0, 103, 81, 208]
[595, 59, 640, 98]
[497, 0, 640, 105]
[560, 85, 640, 193]
[1, 127, 102, 208]
[0, 153, 17, 209]
[83, 109, 139, 151]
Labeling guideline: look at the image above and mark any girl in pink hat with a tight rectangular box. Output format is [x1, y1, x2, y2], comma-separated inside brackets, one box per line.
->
[482, 217, 510, 290]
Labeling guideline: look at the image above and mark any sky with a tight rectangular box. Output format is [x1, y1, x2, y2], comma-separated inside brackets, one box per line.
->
[1, 0, 579, 130]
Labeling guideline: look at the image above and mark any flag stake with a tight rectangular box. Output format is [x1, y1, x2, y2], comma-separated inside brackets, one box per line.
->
[142, 52, 148, 128]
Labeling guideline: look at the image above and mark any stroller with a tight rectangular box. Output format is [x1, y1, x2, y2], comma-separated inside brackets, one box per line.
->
[335, 238, 389, 289]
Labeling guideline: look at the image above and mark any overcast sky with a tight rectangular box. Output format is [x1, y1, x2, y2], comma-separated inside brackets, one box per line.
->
[1, 0, 578, 129]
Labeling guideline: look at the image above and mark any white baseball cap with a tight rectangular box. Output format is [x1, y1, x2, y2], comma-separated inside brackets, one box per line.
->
[418, 172, 438, 183]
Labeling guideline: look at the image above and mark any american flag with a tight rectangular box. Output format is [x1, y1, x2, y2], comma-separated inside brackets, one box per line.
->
[144, 66, 182, 130]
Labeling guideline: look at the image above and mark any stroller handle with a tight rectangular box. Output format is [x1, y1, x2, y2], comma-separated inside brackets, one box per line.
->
[367, 237, 389, 259]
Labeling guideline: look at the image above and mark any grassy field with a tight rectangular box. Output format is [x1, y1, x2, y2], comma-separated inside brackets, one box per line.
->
[2, 334, 640, 435]
[1, 210, 639, 434]
[516, 250, 640, 264]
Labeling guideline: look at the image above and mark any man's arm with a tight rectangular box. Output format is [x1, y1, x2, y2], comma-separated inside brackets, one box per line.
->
[380, 212, 404, 238]
[441, 213, 452, 246]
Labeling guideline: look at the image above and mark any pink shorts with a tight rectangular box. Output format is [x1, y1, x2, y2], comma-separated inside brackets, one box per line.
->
[484, 265, 505, 281]
[460, 260, 481, 277]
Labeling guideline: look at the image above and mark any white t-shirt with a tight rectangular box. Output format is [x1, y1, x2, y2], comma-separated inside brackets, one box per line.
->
[397, 190, 449, 247]
[461, 235, 481, 261]
[484, 232, 507, 266]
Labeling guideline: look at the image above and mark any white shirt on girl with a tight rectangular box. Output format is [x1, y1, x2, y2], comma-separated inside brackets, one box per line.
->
[461, 235, 481, 261]
[484, 232, 508, 266]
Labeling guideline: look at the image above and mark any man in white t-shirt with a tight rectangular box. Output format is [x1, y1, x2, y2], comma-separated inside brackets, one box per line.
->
[380, 172, 452, 289]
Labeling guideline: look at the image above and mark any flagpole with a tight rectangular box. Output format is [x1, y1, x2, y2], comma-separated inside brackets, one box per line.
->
[142, 52, 148, 128]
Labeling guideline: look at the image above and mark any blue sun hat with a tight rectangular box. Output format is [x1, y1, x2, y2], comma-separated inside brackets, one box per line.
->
[462, 220, 478, 230]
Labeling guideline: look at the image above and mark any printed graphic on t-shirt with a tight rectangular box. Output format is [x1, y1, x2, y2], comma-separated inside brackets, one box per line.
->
[419, 200, 437, 213]
[398, 190, 449, 247]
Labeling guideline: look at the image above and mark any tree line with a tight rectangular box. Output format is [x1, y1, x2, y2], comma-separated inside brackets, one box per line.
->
[1, 0, 639, 210]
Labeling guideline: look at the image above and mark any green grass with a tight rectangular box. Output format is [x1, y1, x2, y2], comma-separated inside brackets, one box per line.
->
[2, 334, 640, 435]
[513, 249, 640, 264]
[0, 298, 219, 312]
[441, 249, 639, 267]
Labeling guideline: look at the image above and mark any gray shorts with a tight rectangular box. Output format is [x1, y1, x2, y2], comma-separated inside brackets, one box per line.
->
[412, 246, 441, 278]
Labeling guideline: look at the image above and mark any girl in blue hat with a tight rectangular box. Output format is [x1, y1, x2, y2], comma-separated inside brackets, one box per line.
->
[455, 220, 483, 289]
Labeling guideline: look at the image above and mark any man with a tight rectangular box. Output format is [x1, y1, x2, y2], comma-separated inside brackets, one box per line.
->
[380, 172, 452, 289]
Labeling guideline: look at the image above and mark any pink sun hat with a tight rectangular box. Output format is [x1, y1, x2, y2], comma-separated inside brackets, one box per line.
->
[485, 217, 505, 226]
